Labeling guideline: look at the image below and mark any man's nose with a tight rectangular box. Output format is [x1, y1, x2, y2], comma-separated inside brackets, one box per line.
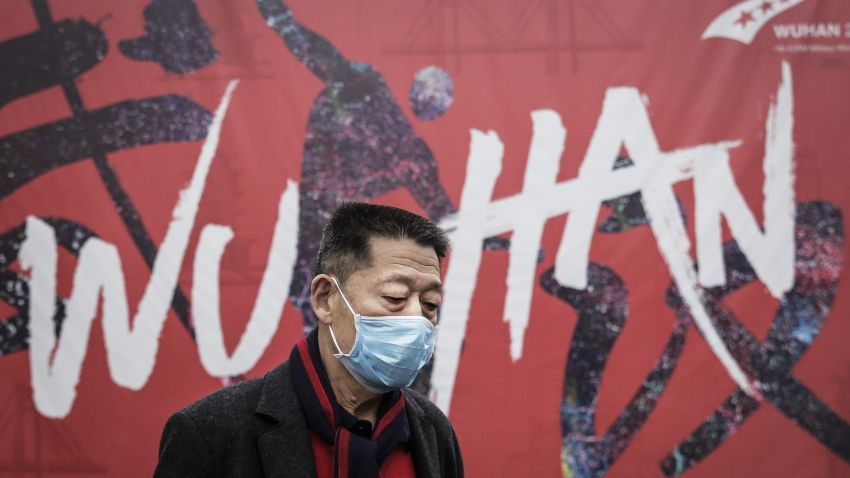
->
[402, 299, 423, 317]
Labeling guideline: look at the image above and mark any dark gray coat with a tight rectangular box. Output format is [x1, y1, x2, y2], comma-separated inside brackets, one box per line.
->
[153, 362, 463, 477]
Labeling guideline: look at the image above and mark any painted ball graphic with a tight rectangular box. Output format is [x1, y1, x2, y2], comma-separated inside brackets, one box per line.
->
[409, 66, 454, 121]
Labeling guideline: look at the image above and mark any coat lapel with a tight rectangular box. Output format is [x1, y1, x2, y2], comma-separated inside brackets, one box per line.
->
[255, 363, 317, 478]
[252, 364, 444, 478]
[403, 390, 440, 478]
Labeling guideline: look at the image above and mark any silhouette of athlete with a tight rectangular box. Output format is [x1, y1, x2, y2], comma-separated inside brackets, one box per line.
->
[256, 0, 475, 333]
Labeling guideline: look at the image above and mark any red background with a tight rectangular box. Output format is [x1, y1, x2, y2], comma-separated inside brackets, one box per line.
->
[1, 1, 849, 476]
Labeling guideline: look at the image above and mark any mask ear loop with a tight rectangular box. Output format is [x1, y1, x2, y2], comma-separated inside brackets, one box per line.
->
[330, 277, 358, 316]
[328, 277, 357, 356]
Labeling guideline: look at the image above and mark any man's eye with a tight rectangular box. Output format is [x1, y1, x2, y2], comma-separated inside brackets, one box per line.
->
[423, 302, 439, 312]
[383, 296, 405, 304]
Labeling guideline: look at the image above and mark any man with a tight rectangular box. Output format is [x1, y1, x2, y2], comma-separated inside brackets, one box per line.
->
[154, 203, 463, 477]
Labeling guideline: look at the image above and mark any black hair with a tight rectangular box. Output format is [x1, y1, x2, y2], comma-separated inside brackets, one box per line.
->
[314, 202, 450, 283]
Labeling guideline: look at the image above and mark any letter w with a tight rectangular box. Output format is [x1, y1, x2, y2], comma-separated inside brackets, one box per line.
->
[19, 80, 240, 418]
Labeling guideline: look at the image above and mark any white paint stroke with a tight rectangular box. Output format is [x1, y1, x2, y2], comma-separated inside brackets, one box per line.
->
[504, 110, 565, 361]
[193, 179, 299, 376]
[20, 80, 240, 418]
[642, 173, 760, 396]
[431, 130, 504, 411]
[695, 61, 795, 297]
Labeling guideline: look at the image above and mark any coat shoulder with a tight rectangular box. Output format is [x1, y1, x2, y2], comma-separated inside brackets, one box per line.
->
[177, 374, 264, 426]
[154, 362, 306, 477]
[174, 361, 292, 436]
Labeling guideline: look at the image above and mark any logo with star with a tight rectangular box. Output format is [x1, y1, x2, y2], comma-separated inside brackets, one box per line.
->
[703, 0, 807, 44]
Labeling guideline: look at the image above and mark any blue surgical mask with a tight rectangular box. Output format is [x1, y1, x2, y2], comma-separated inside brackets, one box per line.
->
[328, 277, 437, 393]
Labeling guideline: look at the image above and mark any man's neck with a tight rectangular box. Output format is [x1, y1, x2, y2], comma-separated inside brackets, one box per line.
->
[317, 327, 383, 424]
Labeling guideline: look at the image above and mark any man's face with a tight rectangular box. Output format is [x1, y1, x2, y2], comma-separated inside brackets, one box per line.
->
[330, 236, 442, 354]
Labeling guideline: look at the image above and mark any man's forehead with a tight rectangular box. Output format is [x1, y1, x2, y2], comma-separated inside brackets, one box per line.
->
[356, 236, 442, 285]
[368, 237, 440, 269]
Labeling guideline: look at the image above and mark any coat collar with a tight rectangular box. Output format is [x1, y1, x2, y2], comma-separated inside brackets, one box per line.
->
[254, 362, 317, 478]
[402, 389, 441, 478]
[253, 361, 443, 478]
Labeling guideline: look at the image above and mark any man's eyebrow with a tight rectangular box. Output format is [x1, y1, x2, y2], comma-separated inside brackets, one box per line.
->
[383, 274, 443, 294]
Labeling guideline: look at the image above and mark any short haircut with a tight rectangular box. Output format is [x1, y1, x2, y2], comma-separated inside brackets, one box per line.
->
[314, 202, 450, 283]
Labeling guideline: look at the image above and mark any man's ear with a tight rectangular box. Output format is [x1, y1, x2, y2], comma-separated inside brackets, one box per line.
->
[311, 274, 336, 325]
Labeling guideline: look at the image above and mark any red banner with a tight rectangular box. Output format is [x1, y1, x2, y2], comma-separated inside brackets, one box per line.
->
[1, 0, 849, 476]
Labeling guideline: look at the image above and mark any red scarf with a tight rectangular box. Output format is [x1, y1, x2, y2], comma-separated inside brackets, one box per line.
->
[289, 330, 410, 478]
